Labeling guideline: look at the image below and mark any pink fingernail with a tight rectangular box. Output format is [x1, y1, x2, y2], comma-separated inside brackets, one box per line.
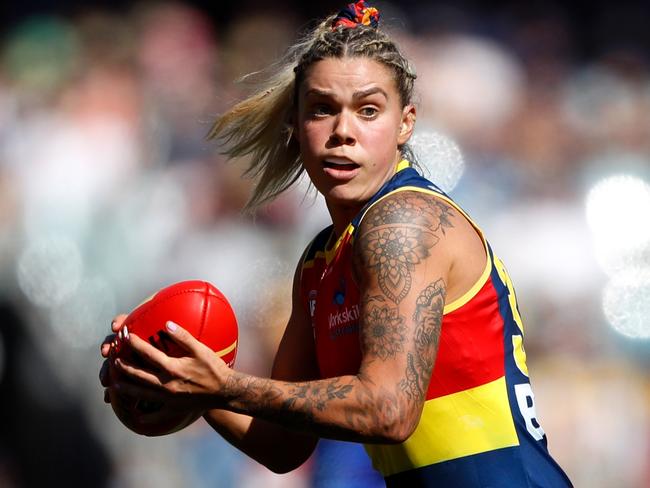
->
[166, 321, 178, 332]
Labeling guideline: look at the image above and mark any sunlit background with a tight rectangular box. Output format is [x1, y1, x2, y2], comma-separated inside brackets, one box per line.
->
[1, 1, 649, 487]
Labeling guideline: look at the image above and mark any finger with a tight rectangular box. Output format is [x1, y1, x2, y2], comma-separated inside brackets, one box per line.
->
[114, 356, 165, 389]
[111, 314, 128, 332]
[99, 360, 111, 387]
[100, 334, 116, 357]
[163, 321, 206, 356]
[127, 333, 174, 371]
[111, 379, 168, 403]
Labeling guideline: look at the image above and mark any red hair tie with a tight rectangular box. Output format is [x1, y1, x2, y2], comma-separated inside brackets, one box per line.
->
[332, 0, 380, 29]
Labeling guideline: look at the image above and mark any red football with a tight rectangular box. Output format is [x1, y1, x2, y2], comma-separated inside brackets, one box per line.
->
[109, 280, 238, 436]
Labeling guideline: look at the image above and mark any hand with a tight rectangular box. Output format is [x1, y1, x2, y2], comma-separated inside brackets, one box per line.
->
[111, 321, 231, 411]
[99, 314, 128, 403]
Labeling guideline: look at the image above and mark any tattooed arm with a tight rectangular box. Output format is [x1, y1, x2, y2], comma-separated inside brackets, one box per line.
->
[205, 192, 452, 443]
[113, 192, 459, 448]
[201, 253, 321, 473]
[350, 191, 451, 438]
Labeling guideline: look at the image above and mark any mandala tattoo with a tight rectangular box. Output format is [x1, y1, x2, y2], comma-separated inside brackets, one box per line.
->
[363, 305, 407, 360]
[364, 193, 455, 234]
[219, 195, 453, 439]
[362, 226, 436, 303]
[358, 192, 454, 304]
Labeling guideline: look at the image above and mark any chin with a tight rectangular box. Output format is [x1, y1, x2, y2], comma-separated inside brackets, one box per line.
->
[323, 184, 373, 209]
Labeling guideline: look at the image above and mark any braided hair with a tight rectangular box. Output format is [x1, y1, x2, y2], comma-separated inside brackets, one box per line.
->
[208, 2, 417, 212]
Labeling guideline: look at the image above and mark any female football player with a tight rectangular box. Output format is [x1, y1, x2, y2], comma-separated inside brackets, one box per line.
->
[100, 2, 571, 485]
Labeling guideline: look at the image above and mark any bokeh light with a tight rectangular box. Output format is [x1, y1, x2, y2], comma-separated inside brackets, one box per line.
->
[16, 235, 83, 308]
[602, 268, 650, 339]
[49, 276, 117, 350]
[410, 130, 464, 193]
[585, 174, 650, 274]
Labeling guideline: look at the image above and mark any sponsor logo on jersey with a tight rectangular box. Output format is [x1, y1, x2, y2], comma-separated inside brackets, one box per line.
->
[328, 304, 360, 330]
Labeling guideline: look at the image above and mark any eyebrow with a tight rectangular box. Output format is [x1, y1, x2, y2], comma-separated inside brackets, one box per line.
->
[304, 87, 389, 100]
[353, 87, 388, 100]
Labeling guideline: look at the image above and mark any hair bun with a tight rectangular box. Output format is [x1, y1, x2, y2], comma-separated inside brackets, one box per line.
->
[332, 1, 380, 29]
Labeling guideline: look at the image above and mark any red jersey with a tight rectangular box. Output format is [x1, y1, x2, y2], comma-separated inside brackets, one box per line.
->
[299, 162, 571, 487]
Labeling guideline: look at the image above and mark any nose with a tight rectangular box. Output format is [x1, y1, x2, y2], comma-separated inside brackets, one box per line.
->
[329, 110, 356, 146]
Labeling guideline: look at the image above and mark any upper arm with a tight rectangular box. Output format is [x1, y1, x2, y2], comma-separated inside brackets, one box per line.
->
[352, 191, 454, 428]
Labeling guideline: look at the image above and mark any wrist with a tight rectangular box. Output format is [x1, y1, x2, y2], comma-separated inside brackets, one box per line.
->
[212, 362, 242, 408]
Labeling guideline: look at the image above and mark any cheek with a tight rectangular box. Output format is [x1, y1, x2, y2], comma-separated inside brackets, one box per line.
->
[362, 119, 400, 152]
[299, 122, 326, 152]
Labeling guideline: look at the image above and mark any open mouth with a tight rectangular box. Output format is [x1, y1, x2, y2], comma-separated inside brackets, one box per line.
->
[323, 158, 360, 171]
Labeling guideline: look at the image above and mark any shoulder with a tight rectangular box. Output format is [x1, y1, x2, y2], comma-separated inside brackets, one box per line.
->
[352, 190, 459, 281]
[357, 189, 458, 237]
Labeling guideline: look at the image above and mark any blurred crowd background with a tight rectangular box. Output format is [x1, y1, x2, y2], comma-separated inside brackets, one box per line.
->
[1, 1, 649, 487]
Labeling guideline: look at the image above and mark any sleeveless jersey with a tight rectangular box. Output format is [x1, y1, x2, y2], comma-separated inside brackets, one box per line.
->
[299, 162, 572, 487]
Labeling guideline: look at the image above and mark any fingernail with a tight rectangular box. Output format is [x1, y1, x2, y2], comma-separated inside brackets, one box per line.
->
[166, 321, 178, 332]
[124, 325, 130, 340]
[118, 330, 123, 341]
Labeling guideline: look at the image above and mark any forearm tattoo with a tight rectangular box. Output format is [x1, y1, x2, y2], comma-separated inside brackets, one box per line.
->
[221, 194, 451, 440]
[224, 372, 354, 429]
[224, 372, 403, 440]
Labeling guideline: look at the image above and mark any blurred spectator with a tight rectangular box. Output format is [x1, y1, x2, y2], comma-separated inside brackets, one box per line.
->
[0, 1, 648, 486]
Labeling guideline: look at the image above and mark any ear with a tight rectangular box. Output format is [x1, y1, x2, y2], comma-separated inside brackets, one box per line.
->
[397, 104, 416, 145]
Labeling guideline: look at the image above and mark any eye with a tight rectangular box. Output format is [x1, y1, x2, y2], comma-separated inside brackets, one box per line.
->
[311, 104, 333, 117]
[359, 106, 379, 118]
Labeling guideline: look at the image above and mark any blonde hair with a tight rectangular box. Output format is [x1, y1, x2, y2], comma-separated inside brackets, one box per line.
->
[207, 14, 417, 212]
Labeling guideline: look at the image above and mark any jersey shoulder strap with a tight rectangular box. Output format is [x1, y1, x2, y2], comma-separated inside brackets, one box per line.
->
[302, 224, 334, 270]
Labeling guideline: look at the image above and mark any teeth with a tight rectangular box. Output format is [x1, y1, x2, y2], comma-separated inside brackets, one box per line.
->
[326, 157, 357, 166]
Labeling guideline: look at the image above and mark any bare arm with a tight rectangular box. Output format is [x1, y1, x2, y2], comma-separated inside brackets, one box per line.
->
[113, 192, 453, 447]
[211, 192, 450, 442]
[201, 254, 320, 473]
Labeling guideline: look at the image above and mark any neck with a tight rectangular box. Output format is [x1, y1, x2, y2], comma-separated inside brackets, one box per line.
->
[325, 155, 407, 235]
[327, 201, 364, 236]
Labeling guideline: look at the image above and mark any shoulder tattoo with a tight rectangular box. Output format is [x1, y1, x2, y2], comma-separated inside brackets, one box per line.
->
[355, 192, 454, 304]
